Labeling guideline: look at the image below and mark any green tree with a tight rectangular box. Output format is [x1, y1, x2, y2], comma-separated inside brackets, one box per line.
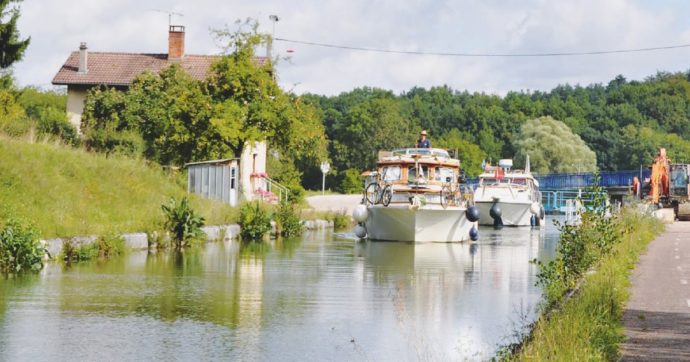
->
[125, 67, 213, 165]
[436, 129, 486, 177]
[0, 0, 30, 69]
[81, 86, 143, 156]
[332, 97, 417, 173]
[513, 116, 597, 174]
[0, 86, 27, 135]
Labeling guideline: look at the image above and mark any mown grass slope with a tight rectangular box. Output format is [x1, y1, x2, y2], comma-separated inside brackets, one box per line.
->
[0, 137, 236, 238]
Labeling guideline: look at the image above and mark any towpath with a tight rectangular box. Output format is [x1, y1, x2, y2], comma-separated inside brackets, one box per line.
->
[621, 222, 690, 361]
[305, 194, 362, 215]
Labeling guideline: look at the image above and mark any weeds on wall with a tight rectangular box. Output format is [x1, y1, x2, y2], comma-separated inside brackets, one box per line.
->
[328, 210, 352, 230]
[62, 234, 126, 264]
[0, 218, 45, 275]
[239, 201, 272, 241]
[274, 200, 303, 238]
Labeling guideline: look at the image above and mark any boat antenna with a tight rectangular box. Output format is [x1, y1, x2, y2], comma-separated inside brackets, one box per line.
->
[525, 154, 531, 174]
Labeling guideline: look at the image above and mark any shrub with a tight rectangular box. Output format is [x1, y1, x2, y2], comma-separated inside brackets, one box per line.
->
[239, 201, 272, 241]
[285, 181, 305, 204]
[532, 175, 620, 307]
[339, 168, 363, 194]
[328, 210, 352, 230]
[36, 107, 78, 145]
[275, 200, 303, 237]
[0, 219, 45, 275]
[161, 196, 206, 248]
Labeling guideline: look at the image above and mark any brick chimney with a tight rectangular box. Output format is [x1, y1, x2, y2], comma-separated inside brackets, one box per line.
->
[78, 42, 88, 73]
[168, 25, 185, 62]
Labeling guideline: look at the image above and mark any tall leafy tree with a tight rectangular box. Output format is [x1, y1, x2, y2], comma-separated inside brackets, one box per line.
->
[513, 116, 597, 174]
[436, 129, 486, 177]
[0, 0, 30, 69]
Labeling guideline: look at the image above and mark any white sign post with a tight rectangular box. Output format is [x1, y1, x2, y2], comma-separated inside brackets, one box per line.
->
[320, 162, 330, 196]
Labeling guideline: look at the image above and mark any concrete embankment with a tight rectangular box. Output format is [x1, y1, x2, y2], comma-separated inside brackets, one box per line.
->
[41, 219, 334, 259]
[621, 222, 690, 361]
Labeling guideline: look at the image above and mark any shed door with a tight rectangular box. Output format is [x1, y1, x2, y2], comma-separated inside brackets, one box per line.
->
[229, 165, 238, 207]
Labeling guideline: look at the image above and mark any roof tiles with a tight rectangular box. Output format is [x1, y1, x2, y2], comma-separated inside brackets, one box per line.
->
[52, 51, 267, 86]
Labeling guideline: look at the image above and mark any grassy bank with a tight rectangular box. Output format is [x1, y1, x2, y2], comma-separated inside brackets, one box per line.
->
[0, 137, 236, 238]
[510, 210, 663, 360]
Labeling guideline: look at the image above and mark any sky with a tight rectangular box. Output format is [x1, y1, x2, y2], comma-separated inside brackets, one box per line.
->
[11, 0, 690, 96]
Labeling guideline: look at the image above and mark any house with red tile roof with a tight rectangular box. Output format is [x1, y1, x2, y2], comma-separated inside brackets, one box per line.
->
[54, 26, 217, 128]
[52, 25, 274, 204]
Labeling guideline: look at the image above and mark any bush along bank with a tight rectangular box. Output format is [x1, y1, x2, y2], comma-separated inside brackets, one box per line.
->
[500, 195, 663, 360]
[0, 218, 45, 276]
[36, 204, 335, 262]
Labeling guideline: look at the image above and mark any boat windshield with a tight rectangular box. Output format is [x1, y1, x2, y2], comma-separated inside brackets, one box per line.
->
[408, 165, 429, 180]
[392, 148, 450, 159]
[481, 177, 528, 185]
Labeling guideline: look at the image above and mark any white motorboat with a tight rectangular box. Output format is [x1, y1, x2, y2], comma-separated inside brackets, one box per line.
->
[473, 157, 545, 227]
[352, 148, 480, 242]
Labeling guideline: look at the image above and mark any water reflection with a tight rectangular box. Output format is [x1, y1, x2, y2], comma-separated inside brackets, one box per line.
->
[0, 220, 560, 361]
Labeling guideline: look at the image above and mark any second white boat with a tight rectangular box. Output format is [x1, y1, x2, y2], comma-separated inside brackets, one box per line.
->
[473, 157, 545, 227]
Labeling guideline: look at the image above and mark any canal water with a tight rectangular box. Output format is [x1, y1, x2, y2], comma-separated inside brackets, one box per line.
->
[0, 218, 561, 361]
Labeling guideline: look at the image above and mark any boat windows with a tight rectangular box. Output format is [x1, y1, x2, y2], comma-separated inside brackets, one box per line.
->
[381, 166, 401, 181]
[408, 165, 429, 180]
[480, 177, 498, 185]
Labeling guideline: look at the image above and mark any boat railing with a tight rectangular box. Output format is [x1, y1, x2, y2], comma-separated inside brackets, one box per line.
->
[363, 180, 473, 208]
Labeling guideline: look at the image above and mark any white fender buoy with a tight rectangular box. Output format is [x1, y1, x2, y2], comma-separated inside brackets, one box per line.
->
[352, 204, 369, 223]
[530, 202, 540, 215]
[354, 224, 367, 239]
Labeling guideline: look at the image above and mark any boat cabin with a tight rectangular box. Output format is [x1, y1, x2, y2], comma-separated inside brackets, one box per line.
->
[375, 148, 461, 191]
[478, 159, 541, 202]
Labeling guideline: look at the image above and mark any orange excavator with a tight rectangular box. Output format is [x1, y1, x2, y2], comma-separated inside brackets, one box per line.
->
[641, 148, 690, 220]
[649, 149, 670, 205]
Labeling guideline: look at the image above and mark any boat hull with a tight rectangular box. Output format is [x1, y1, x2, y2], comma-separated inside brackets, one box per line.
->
[475, 201, 536, 226]
[364, 205, 477, 242]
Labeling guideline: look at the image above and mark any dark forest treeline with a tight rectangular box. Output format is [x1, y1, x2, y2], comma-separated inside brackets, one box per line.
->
[300, 71, 690, 190]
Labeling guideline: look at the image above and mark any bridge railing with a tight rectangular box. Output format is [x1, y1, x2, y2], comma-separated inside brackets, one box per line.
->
[534, 170, 650, 189]
[465, 169, 650, 190]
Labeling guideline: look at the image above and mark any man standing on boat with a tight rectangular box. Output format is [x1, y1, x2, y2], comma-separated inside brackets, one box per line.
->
[417, 130, 431, 148]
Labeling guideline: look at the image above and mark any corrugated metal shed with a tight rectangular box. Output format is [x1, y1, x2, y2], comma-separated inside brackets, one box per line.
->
[185, 158, 239, 206]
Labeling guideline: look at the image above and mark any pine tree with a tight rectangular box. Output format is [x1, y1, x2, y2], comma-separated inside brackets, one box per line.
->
[0, 0, 30, 69]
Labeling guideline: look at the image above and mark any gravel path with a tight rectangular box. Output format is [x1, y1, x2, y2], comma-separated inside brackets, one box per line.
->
[305, 194, 362, 215]
[621, 222, 690, 361]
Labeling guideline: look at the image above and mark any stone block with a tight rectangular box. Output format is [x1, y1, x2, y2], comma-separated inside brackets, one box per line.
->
[42, 238, 64, 260]
[122, 233, 148, 249]
[202, 226, 222, 240]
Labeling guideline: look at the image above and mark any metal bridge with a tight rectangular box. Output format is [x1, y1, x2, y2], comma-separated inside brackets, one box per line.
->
[467, 170, 648, 213]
